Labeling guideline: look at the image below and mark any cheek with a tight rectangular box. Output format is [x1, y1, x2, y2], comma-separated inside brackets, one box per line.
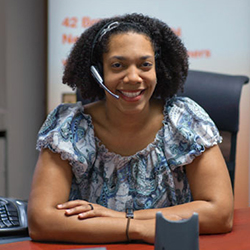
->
[104, 71, 125, 87]
[104, 74, 118, 87]
[149, 72, 157, 86]
[152, 81, 157, 92]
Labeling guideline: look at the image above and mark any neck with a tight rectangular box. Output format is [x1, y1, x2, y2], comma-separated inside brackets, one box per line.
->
[103, 99, 160, 133]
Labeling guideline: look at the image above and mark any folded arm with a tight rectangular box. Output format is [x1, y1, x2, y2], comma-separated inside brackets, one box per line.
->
[132, 144, 234, 234]
[54, 145, 233, 235]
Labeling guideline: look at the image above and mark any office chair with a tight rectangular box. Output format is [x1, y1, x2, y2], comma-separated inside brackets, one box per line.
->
[178, 70, 249, 190]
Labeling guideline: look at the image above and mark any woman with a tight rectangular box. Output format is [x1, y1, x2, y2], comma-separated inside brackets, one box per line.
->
[28, 13, 233, 244]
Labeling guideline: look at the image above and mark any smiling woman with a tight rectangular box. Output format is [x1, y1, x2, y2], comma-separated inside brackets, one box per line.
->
[28, 13, 233, 244]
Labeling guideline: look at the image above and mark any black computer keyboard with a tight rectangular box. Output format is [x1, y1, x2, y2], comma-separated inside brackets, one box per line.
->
[0, 197, 28, 236]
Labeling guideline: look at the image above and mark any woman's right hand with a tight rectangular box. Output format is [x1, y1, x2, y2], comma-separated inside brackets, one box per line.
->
[57, 199, 125, 219]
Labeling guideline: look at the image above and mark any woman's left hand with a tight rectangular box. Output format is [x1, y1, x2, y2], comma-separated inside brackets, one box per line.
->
[57, 200, 125, 219]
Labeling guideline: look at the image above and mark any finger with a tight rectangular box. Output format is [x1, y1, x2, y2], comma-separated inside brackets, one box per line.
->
[88, 203, 94, 210]
[78, 210, 97, 219]
[77, 204, 98, 219]
[64, 206, 89, 215]
[64, 204, 94, 216]
[57, 200, 88, 209]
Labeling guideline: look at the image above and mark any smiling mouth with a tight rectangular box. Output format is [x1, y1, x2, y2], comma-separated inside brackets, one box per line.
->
[119, 90, 144, 98]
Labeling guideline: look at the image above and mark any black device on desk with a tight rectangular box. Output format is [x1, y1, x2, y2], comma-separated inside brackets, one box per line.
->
[0, 197, 28, 236]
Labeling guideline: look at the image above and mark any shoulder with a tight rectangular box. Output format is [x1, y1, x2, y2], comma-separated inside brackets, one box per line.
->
[163, 96, 220, 140]
[162, 96, 222, 167]
[164, 96, 211, 123]
[39, 102, 93, 135]
[36, 102, 96, 160]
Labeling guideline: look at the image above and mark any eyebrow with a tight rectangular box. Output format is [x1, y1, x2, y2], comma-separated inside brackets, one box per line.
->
[109, 55, 154, 61]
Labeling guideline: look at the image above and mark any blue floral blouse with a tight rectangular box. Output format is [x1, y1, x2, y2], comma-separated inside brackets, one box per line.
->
[36, 96, 221, 212]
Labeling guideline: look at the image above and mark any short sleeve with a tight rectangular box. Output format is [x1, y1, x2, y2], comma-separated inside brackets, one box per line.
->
[163, 96, 222, 168]
[36, 102, 96, 170]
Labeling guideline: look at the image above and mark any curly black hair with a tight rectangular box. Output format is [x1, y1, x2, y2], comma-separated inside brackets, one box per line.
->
[62, 13, 189, 101]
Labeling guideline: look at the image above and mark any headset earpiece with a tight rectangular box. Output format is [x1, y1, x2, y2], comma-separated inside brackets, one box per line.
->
[90, 66, 119, 99]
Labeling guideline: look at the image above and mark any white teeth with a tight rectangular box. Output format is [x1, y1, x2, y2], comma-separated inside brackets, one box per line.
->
[120, 91, 142, 97]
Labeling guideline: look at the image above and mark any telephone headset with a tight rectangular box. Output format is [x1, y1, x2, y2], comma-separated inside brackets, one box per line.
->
[90, 21, 121, 99]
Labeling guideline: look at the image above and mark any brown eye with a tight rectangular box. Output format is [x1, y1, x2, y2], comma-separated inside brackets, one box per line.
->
[141, 62, 153, 70]
[111, 62, 122, 68]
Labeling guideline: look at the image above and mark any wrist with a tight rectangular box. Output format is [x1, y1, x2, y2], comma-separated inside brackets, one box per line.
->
[128, 219, 143, 241]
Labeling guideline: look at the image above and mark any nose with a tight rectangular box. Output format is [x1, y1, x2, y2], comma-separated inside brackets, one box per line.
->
[123, 66, 142, 84]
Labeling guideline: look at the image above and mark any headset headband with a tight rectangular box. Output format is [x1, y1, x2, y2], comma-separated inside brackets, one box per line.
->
[91, 21, 120, 65]
[90, 21, 147, 65]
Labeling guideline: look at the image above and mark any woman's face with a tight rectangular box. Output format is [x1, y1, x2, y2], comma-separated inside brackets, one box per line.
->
[102, 32, 157, 115]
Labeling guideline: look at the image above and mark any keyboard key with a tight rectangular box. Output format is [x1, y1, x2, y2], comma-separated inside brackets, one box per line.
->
[7, 210, 18, 217]
[0, 207, 5, 213]
[0, 213, 8, 219]
[0, 221, 6, 228]
[6, 202, 17, 212]
[11, 220, 20, 227]
[9, 216, 19, 221]
[2, 219, 12, 227]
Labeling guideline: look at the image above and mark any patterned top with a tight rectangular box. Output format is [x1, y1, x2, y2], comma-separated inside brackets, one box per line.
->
[36, 96, 221, 212]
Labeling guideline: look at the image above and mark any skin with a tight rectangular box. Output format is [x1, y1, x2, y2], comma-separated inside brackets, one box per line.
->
[28, 32, 234, 244]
